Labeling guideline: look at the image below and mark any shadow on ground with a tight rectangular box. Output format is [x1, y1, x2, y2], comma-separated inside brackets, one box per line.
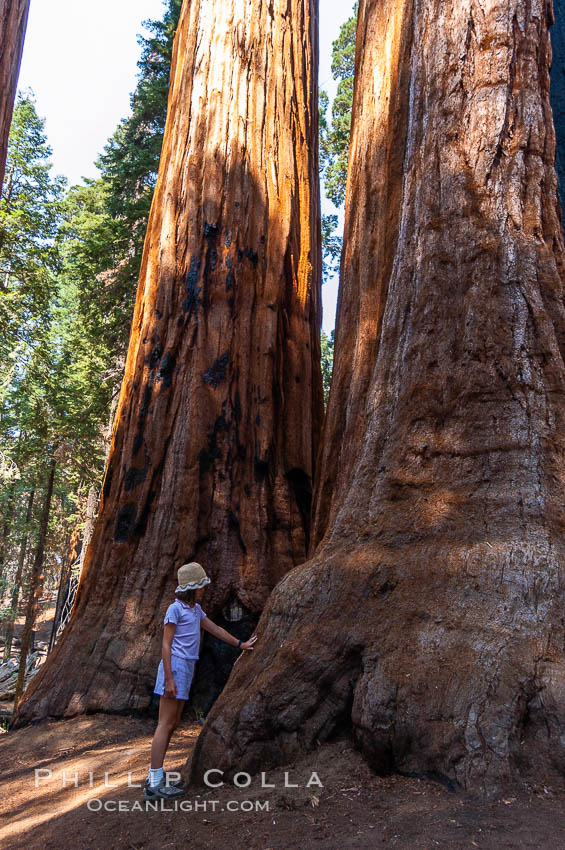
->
[1, 714, 565, 849]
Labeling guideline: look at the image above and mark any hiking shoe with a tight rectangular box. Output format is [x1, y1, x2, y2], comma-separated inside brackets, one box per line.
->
[144, 778, 184, 790]
[144, 779, 185, 801]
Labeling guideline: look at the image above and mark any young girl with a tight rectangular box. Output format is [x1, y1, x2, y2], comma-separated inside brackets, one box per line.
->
[145, 562, 257, 800]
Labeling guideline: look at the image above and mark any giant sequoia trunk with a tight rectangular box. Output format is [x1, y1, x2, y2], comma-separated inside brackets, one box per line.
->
[190, 0, 565, 794]
[0, 0, 30, 192]
[14, 0, 322, 722]
[550, 0, 565, 216]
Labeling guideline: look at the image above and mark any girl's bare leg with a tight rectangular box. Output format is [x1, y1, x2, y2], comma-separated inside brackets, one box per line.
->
[165, 698, 185, 751]
[150, 696, 185, 769]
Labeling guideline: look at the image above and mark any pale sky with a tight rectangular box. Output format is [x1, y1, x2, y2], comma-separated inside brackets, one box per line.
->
[18, 0, 355, 333]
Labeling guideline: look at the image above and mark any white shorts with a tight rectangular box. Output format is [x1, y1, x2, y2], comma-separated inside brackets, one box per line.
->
[153, 657, 196, 700]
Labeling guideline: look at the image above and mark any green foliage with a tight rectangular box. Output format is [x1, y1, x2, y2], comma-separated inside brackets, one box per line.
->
[96, 0, 182, 306]
[320, 4, 358, 208]
[321, 214, 342, 283]
[59, 181, 127, 384]
[319, 5, 357, 287]
[51, 0, 183, 431]
[0, 94, 66, 467]
[0, 93, 65, 368]
[58, 0, 182, 463]
[321, 329, 335, 406]
[54, 0, 183, 474]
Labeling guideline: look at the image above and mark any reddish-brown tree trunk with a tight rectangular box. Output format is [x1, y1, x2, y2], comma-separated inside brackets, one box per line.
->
[13, 461, 55, 708]
[48, 525, 81, 653]
[190, 0, 565, 794]
[14, 0, 322, 723]
[0, 0, 30, 192]
[78, 484, 98, 572]
[550, 0, 565, 219]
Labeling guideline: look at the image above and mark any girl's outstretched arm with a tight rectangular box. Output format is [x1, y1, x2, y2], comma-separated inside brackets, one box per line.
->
[201, 617, 257, 651]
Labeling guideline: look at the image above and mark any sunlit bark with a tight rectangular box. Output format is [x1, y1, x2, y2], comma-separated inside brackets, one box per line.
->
[551, 0, 565, 219]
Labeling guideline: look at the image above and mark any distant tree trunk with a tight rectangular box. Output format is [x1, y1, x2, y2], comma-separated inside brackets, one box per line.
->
[190, 0, 565, 795]
[0, 0, 30, 192]
[13, 460, 55, 708]
[14, 0, 322, 723]
[78, 484, 98, 573]
[3, 487, 34, 661]
[48, 525, 80, 654]
[47, 409, 111, 652]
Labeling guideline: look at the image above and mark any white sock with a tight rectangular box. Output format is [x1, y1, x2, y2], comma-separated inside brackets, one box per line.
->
[148, 767, 164, 788]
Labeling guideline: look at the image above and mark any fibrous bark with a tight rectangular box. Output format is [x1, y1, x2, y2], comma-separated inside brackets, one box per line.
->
[191, 0, 565, 794]
[14, 0, 322, 722]
[550, 0, 565, 217]
[48, 525, 81, 654]
[79, 484, 98, 572]
[0, 0, 30, 192]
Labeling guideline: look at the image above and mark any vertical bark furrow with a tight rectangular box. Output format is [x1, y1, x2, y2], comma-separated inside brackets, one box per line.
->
[550, 0, 565, 222]
[311, 0, 415, 549]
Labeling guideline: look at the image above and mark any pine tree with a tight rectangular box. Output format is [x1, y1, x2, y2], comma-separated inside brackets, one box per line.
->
[0, 93, 65, 543]
[88, 0, 184, 366]
[320, 329, 335, 406]
[319, 3, 358, 208]
[318, 4, 358, 391]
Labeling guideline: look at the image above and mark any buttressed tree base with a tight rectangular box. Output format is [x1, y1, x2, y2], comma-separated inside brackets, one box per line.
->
[14, 0, 322, 724]
[190, 0, 565, 794]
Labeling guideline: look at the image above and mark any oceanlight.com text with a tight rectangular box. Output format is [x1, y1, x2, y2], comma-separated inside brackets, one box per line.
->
[86, 798, 270, 813]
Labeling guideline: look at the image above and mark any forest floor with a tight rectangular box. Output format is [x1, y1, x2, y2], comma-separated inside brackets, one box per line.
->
[2, 713, 565, 849]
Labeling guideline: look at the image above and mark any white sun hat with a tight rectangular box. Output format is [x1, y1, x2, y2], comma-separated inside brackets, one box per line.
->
[176, 562, 211, 592]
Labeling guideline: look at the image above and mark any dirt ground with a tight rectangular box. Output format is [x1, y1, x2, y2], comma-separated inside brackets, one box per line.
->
[2, 714, 565, 850]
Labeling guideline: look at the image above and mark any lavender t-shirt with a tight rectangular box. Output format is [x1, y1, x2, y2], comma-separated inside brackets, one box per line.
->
[164, 600, 207, 661]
